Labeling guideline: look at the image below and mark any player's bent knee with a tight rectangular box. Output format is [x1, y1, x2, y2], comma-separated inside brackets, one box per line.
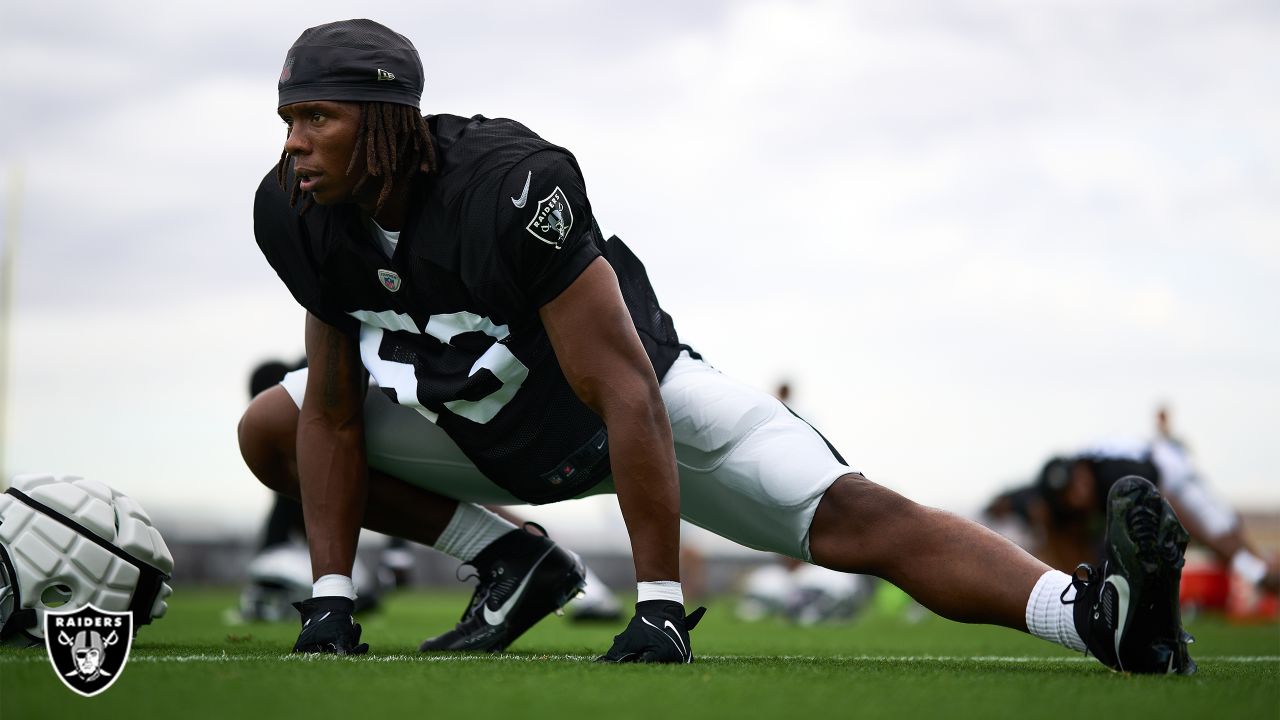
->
[808, 472, 923, 575]
[237, 386, 300, 493]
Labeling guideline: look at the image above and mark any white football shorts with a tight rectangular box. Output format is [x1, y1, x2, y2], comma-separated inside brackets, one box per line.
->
[280, 351, 852, 560]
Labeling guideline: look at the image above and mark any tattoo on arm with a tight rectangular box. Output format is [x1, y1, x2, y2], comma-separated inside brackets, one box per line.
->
[304, 312, 358, 413]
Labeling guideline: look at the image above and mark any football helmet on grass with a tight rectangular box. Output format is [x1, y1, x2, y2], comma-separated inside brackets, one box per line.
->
[0, 474, 173, 647]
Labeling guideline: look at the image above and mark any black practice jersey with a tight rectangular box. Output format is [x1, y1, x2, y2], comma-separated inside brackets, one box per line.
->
[254, 114, 681, 503]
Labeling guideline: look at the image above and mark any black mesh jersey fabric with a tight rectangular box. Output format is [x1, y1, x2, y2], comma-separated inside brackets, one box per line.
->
[254, 114, 682, 503]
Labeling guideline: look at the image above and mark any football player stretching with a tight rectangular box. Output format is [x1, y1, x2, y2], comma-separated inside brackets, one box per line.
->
[241, 19, 1194, 671]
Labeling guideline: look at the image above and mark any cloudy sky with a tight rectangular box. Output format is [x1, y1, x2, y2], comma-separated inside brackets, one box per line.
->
[1, 1, 1277, 547]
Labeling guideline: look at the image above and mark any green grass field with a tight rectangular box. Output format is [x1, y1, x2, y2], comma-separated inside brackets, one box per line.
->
[2, 588, 1276, 719]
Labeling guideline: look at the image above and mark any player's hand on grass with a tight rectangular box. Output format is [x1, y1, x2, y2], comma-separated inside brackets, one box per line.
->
[597, 600, 707, 664]
[292, 597, 369, 655]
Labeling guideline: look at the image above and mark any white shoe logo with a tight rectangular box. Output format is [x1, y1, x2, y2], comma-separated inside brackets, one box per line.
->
[1106, 574, 1131, 670]
[511, 171, 531, 208]
[482, 546, 554, 626]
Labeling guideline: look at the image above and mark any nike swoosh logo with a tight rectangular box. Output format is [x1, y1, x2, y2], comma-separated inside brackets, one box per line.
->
[483, 546, 555, 626]
[511, 171, 532, 208]
[641, 616, 690, 663]
[1106, 574, 1131, 670]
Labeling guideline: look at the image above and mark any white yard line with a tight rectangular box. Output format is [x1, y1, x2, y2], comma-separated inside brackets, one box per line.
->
[1, 653, 1276, 664]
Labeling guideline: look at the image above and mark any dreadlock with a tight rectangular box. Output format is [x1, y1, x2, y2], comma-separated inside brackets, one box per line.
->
[277, 102, 439, 214]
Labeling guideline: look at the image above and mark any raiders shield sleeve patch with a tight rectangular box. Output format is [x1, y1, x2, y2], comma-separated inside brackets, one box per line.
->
[525, 186, 574, 249]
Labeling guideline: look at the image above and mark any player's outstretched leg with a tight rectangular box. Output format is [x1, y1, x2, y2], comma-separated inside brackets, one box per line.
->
[808, 473, 1048, 628]
[420, 522, 585, 652]
[807, 472, 1194, 674]
[1068, 475, 1195, 674]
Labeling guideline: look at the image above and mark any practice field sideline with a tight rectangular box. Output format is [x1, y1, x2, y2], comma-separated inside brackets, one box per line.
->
[3, 589, 1276, 719]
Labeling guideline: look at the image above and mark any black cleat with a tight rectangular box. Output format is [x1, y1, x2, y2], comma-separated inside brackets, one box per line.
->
[419, 523, 585, 653]
[1069, 475, 1196, 674]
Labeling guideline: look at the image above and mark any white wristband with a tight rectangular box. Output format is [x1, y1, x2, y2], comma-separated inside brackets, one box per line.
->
[313, 573, 357, 600]
[1232, 550, 1268, 585]
[637, 580, 683, 605]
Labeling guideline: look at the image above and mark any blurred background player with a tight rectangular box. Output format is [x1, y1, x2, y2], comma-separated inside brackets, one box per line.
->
[982, 407, 1278, 615]
[237, 358, 622, 622]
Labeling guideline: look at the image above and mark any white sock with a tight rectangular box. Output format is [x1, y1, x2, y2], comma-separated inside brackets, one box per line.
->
[637, 580, 684, 605]
[1025, 569, 1086, 652]
[313, 573, 357, 600]
[434, 503, 518, 562]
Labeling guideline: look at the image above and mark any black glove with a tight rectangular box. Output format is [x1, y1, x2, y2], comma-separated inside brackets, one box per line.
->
[597, 601, 707, 664]
[292, 596, 369, 655]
